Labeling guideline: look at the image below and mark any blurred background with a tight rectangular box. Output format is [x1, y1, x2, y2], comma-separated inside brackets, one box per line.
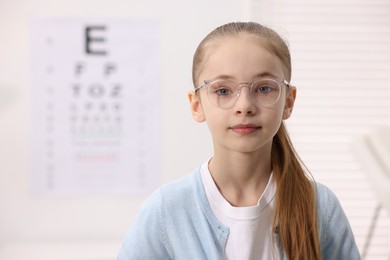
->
[0, 0, 389, 259]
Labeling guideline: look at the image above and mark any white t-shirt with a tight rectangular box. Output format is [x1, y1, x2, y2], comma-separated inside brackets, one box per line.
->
[200, 161, 278, 260]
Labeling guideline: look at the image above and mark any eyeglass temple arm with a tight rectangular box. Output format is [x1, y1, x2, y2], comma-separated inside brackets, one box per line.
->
[282, 79, 291, 88]
[194, 80, 210, 91]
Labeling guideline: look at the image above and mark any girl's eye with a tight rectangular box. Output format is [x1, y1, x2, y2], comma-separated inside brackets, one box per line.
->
[255, 85, 272, 94]
[215, 88, 232, 96]
[209, 80, 236, 96]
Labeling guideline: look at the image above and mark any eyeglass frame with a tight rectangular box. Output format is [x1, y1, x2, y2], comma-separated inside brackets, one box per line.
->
[194, 77, 291, 109]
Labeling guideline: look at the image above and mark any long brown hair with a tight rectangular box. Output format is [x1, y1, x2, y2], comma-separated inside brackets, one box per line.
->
[192, 22, 321, 260]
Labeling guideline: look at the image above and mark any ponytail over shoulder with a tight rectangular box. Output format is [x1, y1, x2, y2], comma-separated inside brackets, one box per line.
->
[271, 123, 321, 260]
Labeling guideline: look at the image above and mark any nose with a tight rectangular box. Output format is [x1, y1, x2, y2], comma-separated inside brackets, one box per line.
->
[234, 85, 256, 115]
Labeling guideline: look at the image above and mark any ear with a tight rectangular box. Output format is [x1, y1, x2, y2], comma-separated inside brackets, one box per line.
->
[188, 91, 206, 122]
[282, 86, 297, 120]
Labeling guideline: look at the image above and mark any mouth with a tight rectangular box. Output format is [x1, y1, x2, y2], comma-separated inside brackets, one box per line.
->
[229, 124, 261, 135]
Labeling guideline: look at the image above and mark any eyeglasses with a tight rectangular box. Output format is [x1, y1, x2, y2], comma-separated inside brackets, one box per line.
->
[194, 78, 291, 109]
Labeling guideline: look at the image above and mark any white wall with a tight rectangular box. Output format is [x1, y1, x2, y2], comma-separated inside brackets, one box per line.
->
[0, 1, 248, 259]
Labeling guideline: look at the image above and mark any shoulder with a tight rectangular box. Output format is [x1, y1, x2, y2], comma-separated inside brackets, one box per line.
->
[315, 182, 339, 210]
[314, 182, 344, 229]
[159, 168, 199, 203]
[141, 167, 201, 215]
[314, 182, 348, 225]
[314, 182, 361, 259]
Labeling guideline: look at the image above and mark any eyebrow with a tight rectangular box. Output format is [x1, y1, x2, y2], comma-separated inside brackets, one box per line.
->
[211, 72, 280, 81]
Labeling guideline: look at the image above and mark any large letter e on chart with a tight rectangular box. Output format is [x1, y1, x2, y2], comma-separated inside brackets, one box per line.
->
[85, 25, 107, 56]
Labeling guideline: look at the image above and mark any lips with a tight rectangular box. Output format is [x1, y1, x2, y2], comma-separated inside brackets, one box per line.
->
[230, 124, 261, 134]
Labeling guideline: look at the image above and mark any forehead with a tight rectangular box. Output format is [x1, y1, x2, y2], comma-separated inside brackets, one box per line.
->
[200, 34, 285, 81]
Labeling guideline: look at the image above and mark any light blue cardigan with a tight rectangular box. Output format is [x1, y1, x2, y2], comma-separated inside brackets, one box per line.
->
[117, 167, 361, 259]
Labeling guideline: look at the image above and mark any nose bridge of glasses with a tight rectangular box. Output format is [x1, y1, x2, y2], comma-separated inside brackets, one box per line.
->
[236, 82, 253, 94]
[237, 81, 251, 88]
[235, 82, 257, 106]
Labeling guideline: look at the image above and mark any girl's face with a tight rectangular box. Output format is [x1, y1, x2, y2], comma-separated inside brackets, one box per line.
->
[189, 33, 296, 155]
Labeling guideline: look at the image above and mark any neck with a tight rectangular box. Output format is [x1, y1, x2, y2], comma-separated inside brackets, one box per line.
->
[208, 149, 272, 207]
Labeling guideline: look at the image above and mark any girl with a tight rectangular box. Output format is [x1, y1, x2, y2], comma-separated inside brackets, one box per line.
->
[117, 22, 360, 260]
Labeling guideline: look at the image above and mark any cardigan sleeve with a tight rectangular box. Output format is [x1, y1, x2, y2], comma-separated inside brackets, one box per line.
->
[317, 183, 361, 260]
[117, 189, 173, 260]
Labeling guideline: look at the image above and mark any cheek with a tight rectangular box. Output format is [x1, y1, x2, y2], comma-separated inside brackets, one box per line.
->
[203, 109, 226, 136]
[263, 105, 285, 130]
[204, 112, 223, 131]
[269, 110, 284, 126]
